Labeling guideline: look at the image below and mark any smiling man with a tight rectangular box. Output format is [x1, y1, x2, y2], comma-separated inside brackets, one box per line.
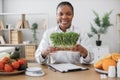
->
[35, 1, 93, 65]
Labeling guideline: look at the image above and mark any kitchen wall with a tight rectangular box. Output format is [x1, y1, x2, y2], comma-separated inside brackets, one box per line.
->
[1, 0, 120, 52]
[0, 0, 2, 13]
[0, 0, 2, 35]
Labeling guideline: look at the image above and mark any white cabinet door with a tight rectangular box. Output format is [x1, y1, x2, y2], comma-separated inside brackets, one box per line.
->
[92, 46, 110, 63]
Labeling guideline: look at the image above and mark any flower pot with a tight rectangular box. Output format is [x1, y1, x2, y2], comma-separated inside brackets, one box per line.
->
[96, 40, 102, 46]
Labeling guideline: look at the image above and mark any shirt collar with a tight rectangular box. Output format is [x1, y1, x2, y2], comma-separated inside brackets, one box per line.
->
[55, 25, 74, 32]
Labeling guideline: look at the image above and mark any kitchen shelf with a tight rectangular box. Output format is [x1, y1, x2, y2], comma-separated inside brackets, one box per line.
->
[0, 12, 48, 60]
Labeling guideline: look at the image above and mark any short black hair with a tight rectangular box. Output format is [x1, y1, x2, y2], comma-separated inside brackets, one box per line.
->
[56, 1, 74, 14]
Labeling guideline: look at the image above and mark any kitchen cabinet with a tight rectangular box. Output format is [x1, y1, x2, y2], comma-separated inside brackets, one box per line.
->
[92, 45, 110, 63]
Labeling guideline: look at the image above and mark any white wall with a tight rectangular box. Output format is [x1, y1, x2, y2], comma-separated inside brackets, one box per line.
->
[0, 0, 3, 35]
[0, 0, 2, 13]
[2, 0, 120, 52]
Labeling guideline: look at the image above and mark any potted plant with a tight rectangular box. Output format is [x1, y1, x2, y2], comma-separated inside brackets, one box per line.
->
[88, 10, 113, 46]
[31, 23, 38, 44]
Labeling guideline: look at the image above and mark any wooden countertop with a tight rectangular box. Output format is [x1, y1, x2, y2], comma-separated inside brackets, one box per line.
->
[0, 63, 119, 80]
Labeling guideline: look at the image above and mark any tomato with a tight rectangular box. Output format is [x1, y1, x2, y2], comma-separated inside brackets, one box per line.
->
[4, 64, 13, 72]
[1, 57, 10, 64]
[18, 59, 26, 65]
[12, 61, 20, 69]
[0, 61, 4, 70]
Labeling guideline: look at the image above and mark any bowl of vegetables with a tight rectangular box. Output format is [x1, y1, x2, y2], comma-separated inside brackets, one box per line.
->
[50, 32, 80, 50]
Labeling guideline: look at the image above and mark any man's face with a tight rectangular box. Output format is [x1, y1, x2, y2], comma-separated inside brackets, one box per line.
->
[56, 5, 74, 30]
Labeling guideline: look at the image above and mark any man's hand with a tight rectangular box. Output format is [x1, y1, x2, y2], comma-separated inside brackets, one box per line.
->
[70, 44, 88, 58]
[41, 46, 59, 58]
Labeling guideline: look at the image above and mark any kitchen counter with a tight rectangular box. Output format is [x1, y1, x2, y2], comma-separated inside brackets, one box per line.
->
[0, 63, 119, 80]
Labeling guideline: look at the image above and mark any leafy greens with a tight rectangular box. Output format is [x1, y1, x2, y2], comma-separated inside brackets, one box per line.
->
[50, 32, 80, 48]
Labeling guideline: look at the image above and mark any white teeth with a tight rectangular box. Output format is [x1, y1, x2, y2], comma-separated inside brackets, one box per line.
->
[62, 21, 68, 24]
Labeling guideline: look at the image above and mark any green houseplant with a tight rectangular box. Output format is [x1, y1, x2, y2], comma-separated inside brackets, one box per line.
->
[31, 23, 38, 44]
[88, 10, 113, 46]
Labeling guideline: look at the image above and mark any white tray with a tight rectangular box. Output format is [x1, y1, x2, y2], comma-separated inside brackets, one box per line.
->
[95, 68, 108, 74]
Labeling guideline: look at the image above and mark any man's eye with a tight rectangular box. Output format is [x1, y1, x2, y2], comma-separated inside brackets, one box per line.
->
[66, 13, 72, 16]
[58, 13, 63, 16]
[57, 12, 73, 16]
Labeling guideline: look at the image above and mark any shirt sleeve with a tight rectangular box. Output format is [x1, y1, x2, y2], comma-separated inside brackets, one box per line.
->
[80, 51, 94, 64]
[78, 31, 94, 64]
[35, 30, 50, 64]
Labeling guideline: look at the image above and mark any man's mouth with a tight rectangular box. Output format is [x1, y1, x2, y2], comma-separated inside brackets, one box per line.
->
[61, 21, 69, 24]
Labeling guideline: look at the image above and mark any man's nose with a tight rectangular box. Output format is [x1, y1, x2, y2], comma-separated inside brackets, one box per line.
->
[62, 14, 67, 18]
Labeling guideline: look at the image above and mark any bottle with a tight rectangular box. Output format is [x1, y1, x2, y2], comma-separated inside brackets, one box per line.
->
[117, 59, 120, 77]
[10, 47, 20, 60]
[108, 66, 116, 78]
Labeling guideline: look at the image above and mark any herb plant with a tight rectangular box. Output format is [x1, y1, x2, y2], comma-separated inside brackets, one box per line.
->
[50, 32, 79, 48]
